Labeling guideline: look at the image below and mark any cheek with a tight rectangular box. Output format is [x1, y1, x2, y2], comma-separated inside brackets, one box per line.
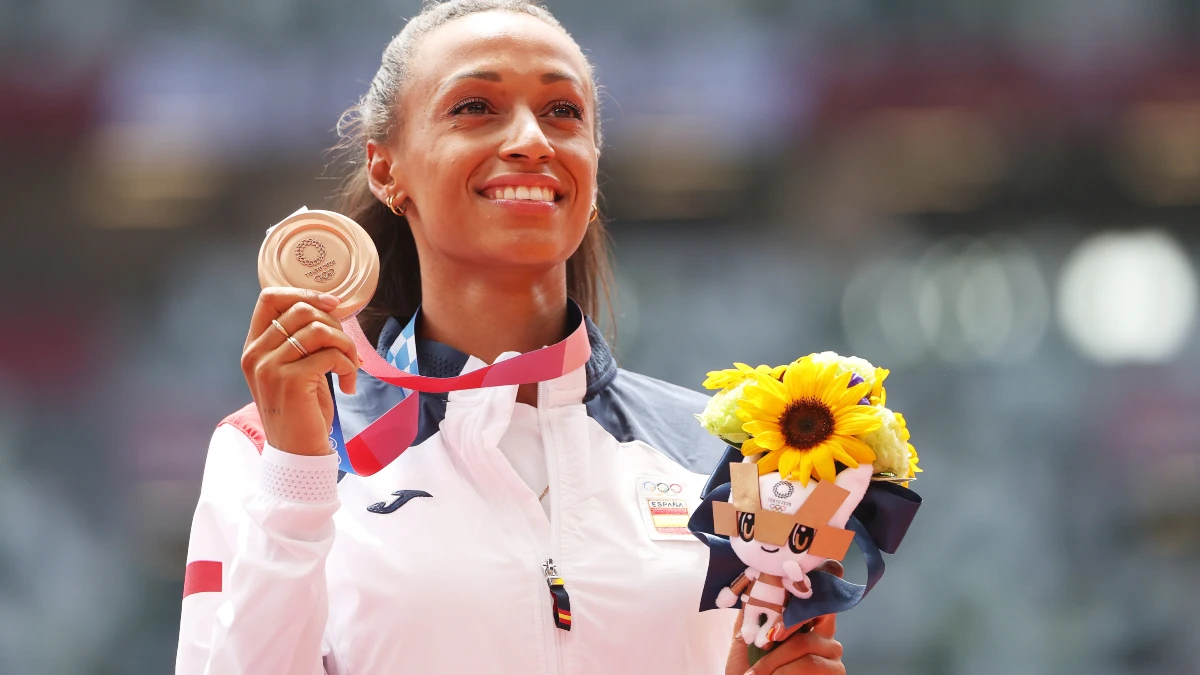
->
[558, 137, 598, 200]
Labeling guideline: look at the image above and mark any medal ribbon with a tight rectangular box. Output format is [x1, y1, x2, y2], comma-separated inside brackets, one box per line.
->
[327, 308, 592, 476]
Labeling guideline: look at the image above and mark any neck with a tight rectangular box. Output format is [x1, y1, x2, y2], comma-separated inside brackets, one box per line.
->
[416, 260, 572, 367]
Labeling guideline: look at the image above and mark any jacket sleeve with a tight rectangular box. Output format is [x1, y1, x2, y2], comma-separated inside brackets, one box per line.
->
[176, 423, 344, 675]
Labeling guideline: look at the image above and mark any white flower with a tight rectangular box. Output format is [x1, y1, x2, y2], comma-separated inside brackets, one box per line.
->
[860, 407, 908, 476]
[807, 352, 879, 388]
[696, 380, 752, 444]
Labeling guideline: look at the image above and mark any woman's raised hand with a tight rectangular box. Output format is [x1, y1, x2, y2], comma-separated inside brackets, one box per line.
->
[241, 288, 361, 456]
[725, 561, 848, 675]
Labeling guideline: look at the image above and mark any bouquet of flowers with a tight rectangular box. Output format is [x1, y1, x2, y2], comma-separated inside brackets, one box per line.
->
[688, 352, 924, 664]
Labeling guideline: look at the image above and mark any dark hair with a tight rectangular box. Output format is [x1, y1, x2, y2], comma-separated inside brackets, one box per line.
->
[331, 0, 613, 341]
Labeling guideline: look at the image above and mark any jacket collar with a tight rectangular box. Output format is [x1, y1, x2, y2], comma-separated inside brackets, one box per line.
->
[374, 301, 617, 402]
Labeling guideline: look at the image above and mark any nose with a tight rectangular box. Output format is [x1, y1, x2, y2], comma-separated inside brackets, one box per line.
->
[500, 107, 554, 163]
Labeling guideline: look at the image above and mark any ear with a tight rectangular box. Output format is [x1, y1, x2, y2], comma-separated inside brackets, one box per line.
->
[828, 464, 873, 529]
[366, 139, 407, 209]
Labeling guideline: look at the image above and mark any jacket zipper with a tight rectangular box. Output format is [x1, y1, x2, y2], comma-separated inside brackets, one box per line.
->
[537, 380, 566, 675]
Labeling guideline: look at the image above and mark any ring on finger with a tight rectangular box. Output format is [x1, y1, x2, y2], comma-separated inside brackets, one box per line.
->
[287, 335, 310, 358]
[270, 319, 290, 339]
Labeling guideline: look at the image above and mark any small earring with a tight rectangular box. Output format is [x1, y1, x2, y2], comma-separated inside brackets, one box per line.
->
[387, 194, 407, 217]
[589, 203, 599, 223]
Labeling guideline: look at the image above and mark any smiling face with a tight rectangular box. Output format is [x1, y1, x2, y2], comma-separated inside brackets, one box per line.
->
[367, 10, 598, 273]
[728, 465, 873, 577]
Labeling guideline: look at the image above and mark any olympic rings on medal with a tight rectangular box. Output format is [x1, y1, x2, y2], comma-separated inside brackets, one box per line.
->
[641, 481, 683, 495]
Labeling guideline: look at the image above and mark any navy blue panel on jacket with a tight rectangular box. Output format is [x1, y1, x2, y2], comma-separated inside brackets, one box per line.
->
[333, 306, 728, 479]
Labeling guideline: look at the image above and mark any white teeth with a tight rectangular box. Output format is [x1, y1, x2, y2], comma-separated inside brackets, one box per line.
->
[487, 186, 557, 201]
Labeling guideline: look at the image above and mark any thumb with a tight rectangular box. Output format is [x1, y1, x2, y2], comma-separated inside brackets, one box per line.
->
[813, 559, 845, 579]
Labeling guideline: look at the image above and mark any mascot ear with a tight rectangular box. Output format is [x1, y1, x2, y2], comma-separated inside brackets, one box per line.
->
[827, 465, 873, 529]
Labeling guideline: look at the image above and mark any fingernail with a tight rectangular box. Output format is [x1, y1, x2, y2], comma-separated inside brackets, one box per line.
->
[744, 670, 755, 675]
[318, 293, 340, 307]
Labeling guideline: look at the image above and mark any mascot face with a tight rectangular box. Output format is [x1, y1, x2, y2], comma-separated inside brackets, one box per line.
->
[727, 464, 873, 577]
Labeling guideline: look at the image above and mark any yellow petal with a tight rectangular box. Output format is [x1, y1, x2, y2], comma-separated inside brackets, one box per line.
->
[752, 371, 789, 401]
[810, 363, 839, 404]
[795, 453, 814, 486]
[779, 450, 800, 479]
[757, 449, 782, 474]
[740, 438, 762, 457]
[783, 361, 814, 401]
[752, 430, 786, 451]
[742, 419, 782, 436]
[870, 367, 889, 402]
[813, 452, 838, 483]
[835, 380, 873, 409]
[834, 408, 882, 435]
[828, 440, 861, 468]
[740, 390, 786, 417]
[841, 436, 877, 464]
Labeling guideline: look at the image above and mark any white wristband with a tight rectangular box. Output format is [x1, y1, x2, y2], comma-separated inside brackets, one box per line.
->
[259, 443, 341, 504]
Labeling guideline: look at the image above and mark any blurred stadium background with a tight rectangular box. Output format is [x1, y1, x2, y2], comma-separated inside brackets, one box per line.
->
[4, 0, 1200, 673]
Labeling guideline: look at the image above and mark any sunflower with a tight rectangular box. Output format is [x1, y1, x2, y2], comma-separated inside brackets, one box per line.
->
[702, 362, 787, 391]
[736, 357, 882, 485]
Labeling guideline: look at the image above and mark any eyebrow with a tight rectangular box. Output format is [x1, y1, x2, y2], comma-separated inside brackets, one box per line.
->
[540, 71, 581, 87]
[452, 70, 502, 83]
[447, 70, 583, 88]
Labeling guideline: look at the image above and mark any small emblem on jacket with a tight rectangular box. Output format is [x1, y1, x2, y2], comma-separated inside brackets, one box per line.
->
[367, 490, 432, 514]
[635, 476, 696, 541]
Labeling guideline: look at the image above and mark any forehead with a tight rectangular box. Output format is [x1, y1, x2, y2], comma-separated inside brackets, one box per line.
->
[409, 11, 592, 96]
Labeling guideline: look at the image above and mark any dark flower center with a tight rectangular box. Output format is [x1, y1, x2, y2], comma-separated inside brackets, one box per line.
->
[780, 398, 835, 450]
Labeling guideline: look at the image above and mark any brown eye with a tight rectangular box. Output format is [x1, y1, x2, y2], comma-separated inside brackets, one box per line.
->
[450, 97, 491, 115]
[545, 100, 583, 119]
[788, 524, 815, 554]
[737, 512, 755, 542]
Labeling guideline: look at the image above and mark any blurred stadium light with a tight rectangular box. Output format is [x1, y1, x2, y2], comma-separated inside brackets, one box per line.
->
[1058, 230, 1197, 364]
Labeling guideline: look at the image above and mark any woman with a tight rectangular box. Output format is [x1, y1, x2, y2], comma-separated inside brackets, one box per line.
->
[177, 2, 847, 673]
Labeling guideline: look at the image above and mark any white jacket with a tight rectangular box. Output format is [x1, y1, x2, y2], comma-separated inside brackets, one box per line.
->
[177, 314, 737, 674]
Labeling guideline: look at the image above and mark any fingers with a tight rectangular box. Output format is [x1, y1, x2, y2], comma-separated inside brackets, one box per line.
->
[247, 287, 340, 346]
[243, 305, 361, 393]
[246, 327, 358, 396]
[748, 631, 843, 675]
[813, 560, 844, 579]
[274, 347, 359, 395]
[773, 613, 835, 643]
[810, 613, 837, 640]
